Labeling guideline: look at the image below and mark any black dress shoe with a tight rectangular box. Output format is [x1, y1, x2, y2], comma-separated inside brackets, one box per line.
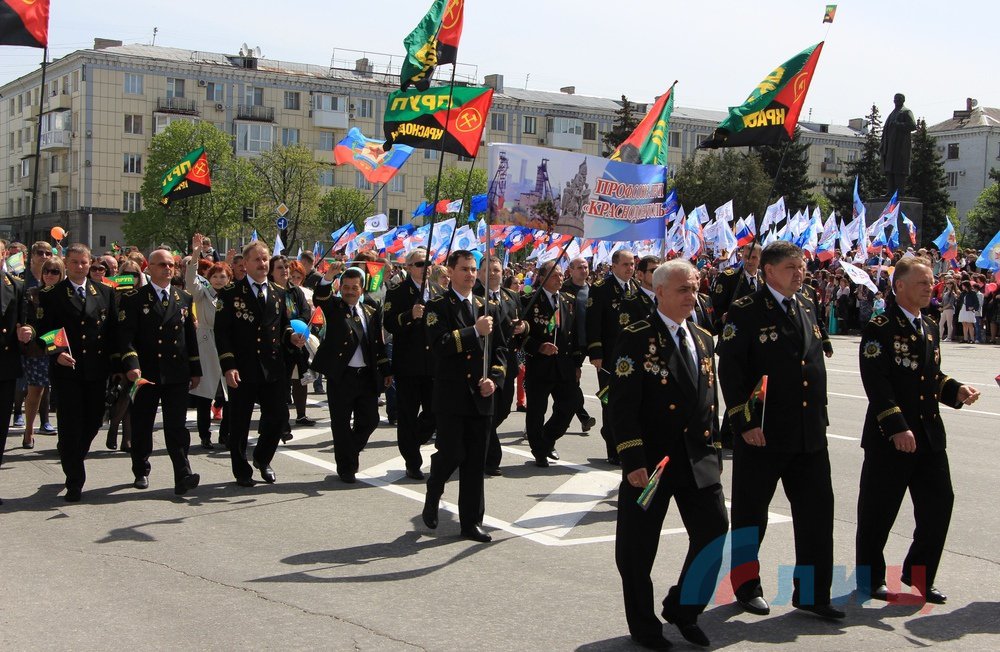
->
[901, 576, 947, 604]
[422, 493, 440, 529]
[338, 472, 357, 484]
[200, 438, 215, 450]
[485, 467, 503, 477]
[106, 435, 118, 450]
[235, 478, 256, 488]
[736, 595, 770, 615]
[174, 473, 200, 496]
[64, 488, 82, 502]
[870, 584, 890, 601]
[405, 468, 425, 480]
[675, 623, 709, 647]
[121, 443, 132, 453]
[630, 634, 672, 650]
[280, 431, 294, 443]
[133, 476, 149, 490]
[580, 416, 596, 433]
[792, 602, 846, 619]
[255, 463, 276, 483]
[534, 455, 549, 468]
[515, 405, 526, 412]
[460, 525, 492, 543]
[295, 416, 317, 427]
[547, 448, 559, 461]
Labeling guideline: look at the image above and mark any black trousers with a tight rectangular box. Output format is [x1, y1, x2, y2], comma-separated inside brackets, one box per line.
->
[730, 443, 835, 605]
[486, 361, 517, 469]
[524, 368, 581, 458]
[327, 367, 380, 476]
[616, 476, 728, 639]
[427, 413, 489, 530]
[598, 371, 616, 459]
[226, 377, 288, 481]
[856, 445, 954, 590]
[52, 377, 107, 491]
[195, 394, 228, 442]
[573, 382, 591, 422]
[0, 378, 14, 469]
[395, 375, 435, 471]
[130, 381, 193, 483]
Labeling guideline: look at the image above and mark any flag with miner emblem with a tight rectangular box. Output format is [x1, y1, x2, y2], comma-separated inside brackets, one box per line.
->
[384, 86, 494, 158]
[0, 0, 49, 48]
[400, 0, 465, 92]
[610, 82, 676, 166]
[700, 42, 824, 149]
[160, 147, 212, 206]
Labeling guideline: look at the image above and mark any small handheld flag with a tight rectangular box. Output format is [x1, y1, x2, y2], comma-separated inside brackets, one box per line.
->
[128, 377, 155, 403]
[40, 327, 70, 354]
[636, 456, 670, 511]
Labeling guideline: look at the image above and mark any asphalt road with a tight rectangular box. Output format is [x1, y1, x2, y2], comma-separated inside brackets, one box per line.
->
[1, 335, 998, 651]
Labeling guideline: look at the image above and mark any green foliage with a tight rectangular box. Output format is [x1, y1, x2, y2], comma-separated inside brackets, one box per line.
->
[965, 172, 1000, 248]
[123, 121, 261, 251]
[756, 126, 814, 212]
[249, 145, 323, 246]
[421, 165, 488, 222]
[825, 103, 884, 219]
[907, 119, 952, 245]
[672, 150, 771, 219]
[808, 191, 832, 216]
[317, 187, 373, 233]
[602, 95, 638, 156]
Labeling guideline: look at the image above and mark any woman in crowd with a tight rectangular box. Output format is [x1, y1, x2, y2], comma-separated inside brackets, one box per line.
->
[20, 256, 64, 448]
[835, 276, 852, 334]
[187, 235, 230, 449]
[957, 280, 979, 343]
[269, 255, 315, 432]
[88, 258, 110, 285]
[940, 278, 958, 341]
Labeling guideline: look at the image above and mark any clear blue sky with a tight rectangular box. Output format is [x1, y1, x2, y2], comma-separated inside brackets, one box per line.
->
[1, 1, 995, 127]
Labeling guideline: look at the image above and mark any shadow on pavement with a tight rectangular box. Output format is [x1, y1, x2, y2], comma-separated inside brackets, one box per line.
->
[905, 601, 1000, 641]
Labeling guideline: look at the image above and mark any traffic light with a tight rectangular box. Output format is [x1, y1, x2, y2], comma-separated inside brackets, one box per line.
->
[242, 207, 254, 222]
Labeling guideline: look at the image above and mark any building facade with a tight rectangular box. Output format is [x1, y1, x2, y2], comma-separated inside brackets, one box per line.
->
[928, 100, 1000, 223]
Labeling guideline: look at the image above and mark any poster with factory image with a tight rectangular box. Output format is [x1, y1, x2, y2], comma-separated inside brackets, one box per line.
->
[487, 143, 668, 241]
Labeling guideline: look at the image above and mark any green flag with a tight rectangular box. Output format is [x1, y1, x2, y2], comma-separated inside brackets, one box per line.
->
[400, 0, 465, 91]
[610, 82, 676, 166]
[160, 147, 212, 206]
[383, 86, 493, 157]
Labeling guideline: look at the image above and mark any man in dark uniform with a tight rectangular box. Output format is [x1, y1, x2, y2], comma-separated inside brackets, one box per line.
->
[475, 257, 526, 476]
[118, 247, 203, 495]
[0, 239, 32, 505]
[800, 281, 834, 357]
[312, 265, 391, 483]
[621, 255, 660, 327]
[856, 256, 980, 604]
[718, 241, 844, 619]
[691, 290, 715, 334]
[214, 241, 306, 487]
[384, 249, 445, 480]
[561, 257, 597, 433]
[586, 249, 638, 464]
[30, 243, 119, 502]
[420, 250, 506, 543]
[611, 259, 728, 650]
[522, 260, 583, 467]
[710, 243, 762, 331]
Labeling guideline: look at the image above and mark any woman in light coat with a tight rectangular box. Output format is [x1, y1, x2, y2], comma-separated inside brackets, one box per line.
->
[186, 234, 230, 449]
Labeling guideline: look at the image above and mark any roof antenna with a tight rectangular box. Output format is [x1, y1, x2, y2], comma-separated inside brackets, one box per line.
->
[152, 26, 158, 46]
[524, 73, 530, 89]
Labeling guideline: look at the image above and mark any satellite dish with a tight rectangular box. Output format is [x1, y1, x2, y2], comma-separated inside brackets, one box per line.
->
[253, 46, 262, 58]
[241, 42, 249, 56]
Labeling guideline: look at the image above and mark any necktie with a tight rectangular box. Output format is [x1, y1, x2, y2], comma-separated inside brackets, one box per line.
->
[77, 286, 86, 301]
[551, 293, 558, 311]
[255, 282, 266, 307]
[913, 317, 922, 336]
[748, 276, 756, 291]
[677, 327, 698, 382]
[783, 298, 803, 336]
[161, 289, 169, 304]
[462, 298, 475, 325]
[352, 305, 362, 324]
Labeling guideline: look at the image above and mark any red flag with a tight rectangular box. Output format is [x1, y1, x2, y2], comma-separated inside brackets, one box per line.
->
[0, 0, 49, 48]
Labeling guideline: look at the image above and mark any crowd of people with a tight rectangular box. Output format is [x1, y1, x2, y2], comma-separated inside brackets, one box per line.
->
[0, 233, 995, 649]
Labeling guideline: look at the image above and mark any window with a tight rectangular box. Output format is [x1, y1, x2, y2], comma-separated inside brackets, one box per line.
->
[8, 166, 14, 183]
[358, 98, 374, 118]
[61, 75, 70, 95]
[457, 154, 473, 162]
[123, 153, 142, 175]
[356, 171, 372, 190]
[668, 131, 680, 148]
[697, 134, 709, 146]
[583, 122, 597, 141]
[284, 91, 300, 110]
[314, 94, 344, 111]
[318, 168, 335, 186]
[20, 159, 30, 177]
[124, 114, 143, 135]
[523, 115, 537, 135]
[122, 192, 141, 212]
[72, 71, 79, 93]
[153, 114, 195, 135]
[318, 131, 335, 150]
[49, 191, 57, 212]
[388, 208, 403, 225]
[847, 149, 858, 161]
[947, 143, 959, 160]
[424, 149, 439, 160]
[49, 156, 58, 173]
[7, 132, 12, 149]
[546, 116, 582, 135]
[99, 235, 107, 247]
[235, 122, 274, 153]
[206, 82, 224, 102]
[389, 174, 405, 193]
[824, 148, 836, 164]
[124, 73, 143, 95]
[244, 86, 264, 107]
[166, 77, 185, 98]
[281, 128, 299, 146]
[947, 171, 959, 187]
[490, 112, 507, 131]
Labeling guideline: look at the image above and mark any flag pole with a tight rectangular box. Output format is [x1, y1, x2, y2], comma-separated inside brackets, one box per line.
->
[314, 182, 387, 263]
[28, 47, 49, 241]
[445, 151, 480, 255]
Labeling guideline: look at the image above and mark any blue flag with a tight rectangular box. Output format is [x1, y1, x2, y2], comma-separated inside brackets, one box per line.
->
[976, 229, 1000, 272]
[470, 193, 489, 218]
[852, 176, 865, 220]
[330, 222, 356, 244]
[932, 218, 958, 260]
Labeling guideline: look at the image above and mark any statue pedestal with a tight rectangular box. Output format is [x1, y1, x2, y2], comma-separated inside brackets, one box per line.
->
[864, 197, 924, 247]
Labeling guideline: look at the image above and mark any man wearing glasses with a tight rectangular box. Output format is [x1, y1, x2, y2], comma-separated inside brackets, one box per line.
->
[383, 249, 445, 480]
[25, 241, 54, 289]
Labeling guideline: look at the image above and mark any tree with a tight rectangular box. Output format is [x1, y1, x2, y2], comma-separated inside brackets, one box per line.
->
[907, 119, 952, 245]
[756, 126, 814, 212]
[602, 95, 638, 156]
[421, 165, 488, 222]
[672, 150, 771, 220]
[825, 103, 884, 219]
[317, 187, 373, 235]
[250, 145, 323, 248]
[123, 121, 261, 251]
[965, 169, 1000, 248]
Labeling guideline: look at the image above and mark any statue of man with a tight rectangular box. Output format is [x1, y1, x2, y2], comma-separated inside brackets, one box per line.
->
[880, 93, 917, 197]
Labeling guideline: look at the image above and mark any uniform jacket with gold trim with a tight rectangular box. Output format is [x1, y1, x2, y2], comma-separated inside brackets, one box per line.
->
[383, 278, 445, 377]
[0, 271, 25, 381]
[585, 273, 639, 362]
[213, 277, 295, 384]
[118, 284, 201, 384]
[310, 283, 390, 391]
[522, 289, 583, 381]
[710, 266, 762, 330]
[31, 278, 119, 382]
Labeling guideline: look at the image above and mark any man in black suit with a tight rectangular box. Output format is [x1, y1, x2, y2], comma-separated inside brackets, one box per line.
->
[384, 249, 445, 479]
[312, 265, 392, 483]
[718, 241, 844, 619]
[561, 256, 597, 433]
[30, 243, 119, 502]
[421, 250, 506, 543]
[118, 248, 203, 496]
[586, 249, 638, 464]
[475, 257, 525, 476]
[856, 256, 980, 604]
[612, 259, 728, 650]
[621, 255, 660, 327]
[0, 239, 33, 505]
[214, 241, 306, 487]
[710, 243, 762, 331]
[522, 260, 583, 467]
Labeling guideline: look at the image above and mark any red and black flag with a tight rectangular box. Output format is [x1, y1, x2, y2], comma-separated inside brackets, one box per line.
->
[383, 85, 493, 158]
[0, 0, 49, 48]
[160, 147, 212, 206]
[700, 42, 824, 149]
[400, 0, 465, 91]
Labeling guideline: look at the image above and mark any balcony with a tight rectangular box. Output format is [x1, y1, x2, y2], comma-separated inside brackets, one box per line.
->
[312, 108, 349, 129]
[40, 129, 71, 151]
[546, 130, 583, 150]
[49, 170, 68, 188]
[313, 149, 335, 164]
[236, 104, 274, 122]
[156, 96, 199, 115]
[45, 93, 72, 112]
[822, 161, 843, 173]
